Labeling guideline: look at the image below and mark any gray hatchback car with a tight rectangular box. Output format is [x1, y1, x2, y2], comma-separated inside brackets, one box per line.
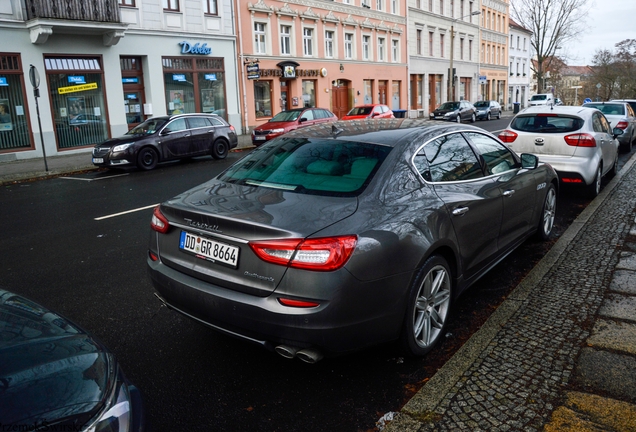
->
[148, 120, 558, 362]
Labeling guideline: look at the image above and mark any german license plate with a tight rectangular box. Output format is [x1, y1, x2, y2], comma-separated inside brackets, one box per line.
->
[179, 231, 239, 268]
[254, 136, 266, 141]
[92, 158, 104, 163]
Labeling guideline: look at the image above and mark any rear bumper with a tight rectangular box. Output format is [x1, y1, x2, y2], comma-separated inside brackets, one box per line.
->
[147, 257, 408, 355]
[536, 154, 600, 185]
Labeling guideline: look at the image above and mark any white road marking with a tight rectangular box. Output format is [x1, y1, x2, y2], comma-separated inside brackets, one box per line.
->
[95, 204, 158, 221]
[60, 173, 130, 181]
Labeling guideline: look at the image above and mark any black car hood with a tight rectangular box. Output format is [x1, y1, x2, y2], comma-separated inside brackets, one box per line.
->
[0, 290, 111, 427]
[433, 108, 458, 115]
[94, 134, 146, 148]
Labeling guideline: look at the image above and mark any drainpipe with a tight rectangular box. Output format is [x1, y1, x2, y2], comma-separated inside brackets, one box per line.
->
[236, 2, 249, 136]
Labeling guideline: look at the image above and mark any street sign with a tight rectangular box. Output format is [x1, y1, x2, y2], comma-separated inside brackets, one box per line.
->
[584, 98, 592, 104]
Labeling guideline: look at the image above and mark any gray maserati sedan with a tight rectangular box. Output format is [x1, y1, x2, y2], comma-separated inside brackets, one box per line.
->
[147, 119, 558, 363]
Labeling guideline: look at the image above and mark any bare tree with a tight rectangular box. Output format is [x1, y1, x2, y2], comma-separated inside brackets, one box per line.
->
[511, 0, 591, 93]
[585, 39, 636, 100]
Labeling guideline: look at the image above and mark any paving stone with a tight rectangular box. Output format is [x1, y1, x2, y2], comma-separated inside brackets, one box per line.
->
[572, 348, 636, 403]
[616, 252, 636, 270]
[587, 318, 636, 355]
[609, 269, 636, 294]
[598, 293, 636, 322]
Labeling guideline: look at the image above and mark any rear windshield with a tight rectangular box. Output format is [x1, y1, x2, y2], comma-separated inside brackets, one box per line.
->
[584, 103, 625, 116]
[348, 107, 373, 116]
[510, 114, 585, 133]
[531, 95, 548, 101]
[219, 138, 392, 196]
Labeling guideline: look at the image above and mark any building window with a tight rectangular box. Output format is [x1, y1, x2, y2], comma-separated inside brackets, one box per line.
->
[254, 22, 266, 54]
[391, 0, 397, 13]
[302, 80, 316, 107]
[163, 0, 178, 11]
[417, 29, 422, 55]
[460, 38, 464, 60]
[378, 37, 385, 61]
[440, 34, 444, 57]
[469, 39, 473, 61]
[45, 56, 109, 149]
[325, 30, 334, 58]
[460, 0, 464, 16]
[303, 28, 314, 56]
[254, 80, 272, 118]
[118, 0, 135, 6]
[523, 37, 527, 50]
[429, 0, 433, 11]
[0, 54, 31, 151]
[439, 0, 444, 15]
[376, 0, 384, 11]
[203, 0, 217, 15]
[429, 32, 434, 56]
[450, 0, 454, 18]
[392, 40, 399, 62]
[345, 33, 353, 59]
[280, 25, 291, 55]
[469, 1, 473, 19]
[363, 35, 371, 60]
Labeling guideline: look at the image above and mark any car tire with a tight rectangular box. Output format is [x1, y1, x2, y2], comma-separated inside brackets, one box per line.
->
[137, 147, 159, 170]
[621, 136, 632, 153]
[211, 138, 229, 160]
[607, 153, 618, 179]
[536, 183, 557, 241]
[487, 112, 491, 121]
[587, 165, 602, 198]
[456, 115, 461, 123]
[497, 111, 501, 119]
[471, 113, 476, 123]
[400, 255, 453, 357]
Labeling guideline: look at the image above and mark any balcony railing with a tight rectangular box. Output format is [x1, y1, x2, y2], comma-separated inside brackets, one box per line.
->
[26, 0, 121, 23]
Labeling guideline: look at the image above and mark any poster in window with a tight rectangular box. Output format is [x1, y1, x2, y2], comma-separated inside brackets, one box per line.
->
[201, 89, 215, 113]
[0, 99, 12, 131]
[169, 90, 185, 114]
[67, 96, 86, 124]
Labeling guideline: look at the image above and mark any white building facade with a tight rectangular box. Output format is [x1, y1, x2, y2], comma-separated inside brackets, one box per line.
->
[0, 0, 239, 161]
[408, 0, 481, 117]
[507, 18, 531, 110]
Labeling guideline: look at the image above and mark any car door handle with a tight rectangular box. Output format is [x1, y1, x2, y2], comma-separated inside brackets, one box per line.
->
[452, 207, 469, 216]
[503, 190, 515, 197]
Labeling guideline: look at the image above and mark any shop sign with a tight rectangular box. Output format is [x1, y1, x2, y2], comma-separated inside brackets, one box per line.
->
[122, 77, 139, 84]
[0, 77, 7, 86]
[172, 74, 187, 82]
[179, 41, 212, 55]
[57, 82, 98, 94]
[205, 74, 217, 81]
[68, 76, 86, 84]
[246, 63, 260, 80]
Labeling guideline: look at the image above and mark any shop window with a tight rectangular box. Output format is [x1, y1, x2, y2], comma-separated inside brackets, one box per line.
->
[254, 81, 272, 118]
[121, 56, 145, 129]
[45, 56, 109, 149]
[0, 54, 31, 152]
[302, 80, 316, 107]
[163, 57, 227, 119]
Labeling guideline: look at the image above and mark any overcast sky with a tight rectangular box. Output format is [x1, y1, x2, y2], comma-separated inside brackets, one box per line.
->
[567, 0, 636, 65]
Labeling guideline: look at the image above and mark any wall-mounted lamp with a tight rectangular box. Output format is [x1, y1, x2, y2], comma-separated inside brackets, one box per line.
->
[357, 90, 360, 95]
[243, 57, 259, 65]
[339, 64, 344, 73]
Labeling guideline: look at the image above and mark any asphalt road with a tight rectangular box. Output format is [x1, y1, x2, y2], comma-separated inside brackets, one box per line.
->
[2, 119, 632, 431]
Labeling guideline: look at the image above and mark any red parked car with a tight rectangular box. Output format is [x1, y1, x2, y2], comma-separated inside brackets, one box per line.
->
[251, 107, 338, 146]
[341, 104, 395, 120]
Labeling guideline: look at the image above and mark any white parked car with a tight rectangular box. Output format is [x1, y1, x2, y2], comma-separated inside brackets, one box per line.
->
[498, 106, 623, 197]
[584, 101, 636, 152]
[528, 93, 555, 106]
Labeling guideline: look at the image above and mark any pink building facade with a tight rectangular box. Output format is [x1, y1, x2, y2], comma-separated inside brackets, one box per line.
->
[237, 0, 408, 133]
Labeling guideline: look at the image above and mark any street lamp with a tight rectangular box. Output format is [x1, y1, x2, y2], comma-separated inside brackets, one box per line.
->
[448, 10, 481, 102]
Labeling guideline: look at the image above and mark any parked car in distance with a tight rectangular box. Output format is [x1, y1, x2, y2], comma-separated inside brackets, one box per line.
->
[473, 100, 502, 121]
[528, 93, 555, 106]
[611, 99, 636, 113]
[341, 104, 394, 120]
[251, 107, 338, 146]
[0, 289, 144, 431]
[499, 105, 622, 197]
[92, 113, 237, 170]
[583, 101, 636, 152]
[429, 101, 476, 123]
[148, 119, 558, 363]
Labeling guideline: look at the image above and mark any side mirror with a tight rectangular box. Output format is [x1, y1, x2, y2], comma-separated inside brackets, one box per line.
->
[299, 117, 307, 123]
[613, 127, 624, 138]
[520, 153, 539, 169]
[160, 128, 171, 135]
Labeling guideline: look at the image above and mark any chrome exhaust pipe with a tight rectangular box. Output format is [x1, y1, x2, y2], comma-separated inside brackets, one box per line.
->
[296, 348, 323, 364]
[275, 345, 299, 359]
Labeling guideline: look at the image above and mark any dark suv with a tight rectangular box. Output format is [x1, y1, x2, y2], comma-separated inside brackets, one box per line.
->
[251, 107, 338, 146]
[92, 113, 238, 170]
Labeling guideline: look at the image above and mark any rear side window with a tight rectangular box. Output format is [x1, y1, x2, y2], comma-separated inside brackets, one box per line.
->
[415, 133, 483, 182]
[511, 115, 584, 133]
[586, 103, 625, 116]
[301, 110, 315, 121]
[219, 138, 392, 196]
[464, 132, 517, 175]
[187, 117, 210, 129]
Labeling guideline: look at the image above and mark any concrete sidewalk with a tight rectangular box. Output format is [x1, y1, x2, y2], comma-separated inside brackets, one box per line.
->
[383, 154, 636, 431]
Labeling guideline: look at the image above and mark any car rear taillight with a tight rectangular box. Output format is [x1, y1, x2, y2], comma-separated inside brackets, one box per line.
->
[278, 298, 320, 308]
[249, 235, 357, 271]
[616, 121, 629, 130]
[564, 133, 596, 147]
[498, 130, 518, 143]
[151, 206, 169, 233]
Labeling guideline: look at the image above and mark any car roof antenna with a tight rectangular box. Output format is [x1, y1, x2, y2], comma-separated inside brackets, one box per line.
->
[331, 124, 344, 137]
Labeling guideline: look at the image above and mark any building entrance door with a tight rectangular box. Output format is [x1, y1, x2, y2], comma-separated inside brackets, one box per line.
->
[331, 80, 349, 119]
